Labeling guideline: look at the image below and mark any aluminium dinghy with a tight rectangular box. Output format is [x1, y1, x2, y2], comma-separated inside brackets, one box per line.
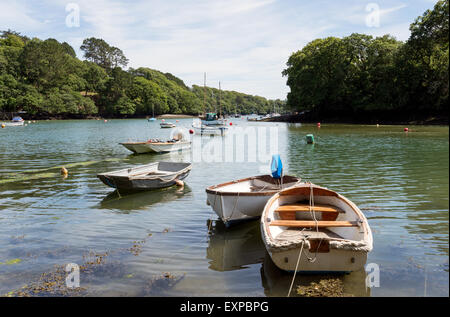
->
[97, 162, 191, 191]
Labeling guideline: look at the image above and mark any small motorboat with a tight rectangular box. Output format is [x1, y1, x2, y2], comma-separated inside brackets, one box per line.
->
[2, 116, 25, 126]
[160, 122, 175, 128]
[120, 139, 191, 154]
[193, 125, 228, 136]
[120, 131, 190, 154]
[261, 183, 373, 273]
[148, 117, 156, 122]
[97, 162, 192, 191]
[206, 175, 302, 226]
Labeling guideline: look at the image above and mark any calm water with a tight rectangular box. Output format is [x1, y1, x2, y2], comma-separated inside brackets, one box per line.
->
[0, 119, 448, 296]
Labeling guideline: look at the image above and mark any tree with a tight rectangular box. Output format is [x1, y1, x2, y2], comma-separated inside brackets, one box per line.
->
[80, 37, 128, 70]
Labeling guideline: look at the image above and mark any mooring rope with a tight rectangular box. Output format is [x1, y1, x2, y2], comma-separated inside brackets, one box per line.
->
[287, 238, 305, 297]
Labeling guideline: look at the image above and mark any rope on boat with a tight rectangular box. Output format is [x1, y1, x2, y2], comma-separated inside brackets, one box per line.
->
[306, 181, 323, 263]
[287, 237, 306, 297]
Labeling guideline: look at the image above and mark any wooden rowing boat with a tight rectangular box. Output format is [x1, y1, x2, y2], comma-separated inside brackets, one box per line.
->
[97, 162, 192, 191]
[261, 183, 373, 273]
[205, 175, 302, 226]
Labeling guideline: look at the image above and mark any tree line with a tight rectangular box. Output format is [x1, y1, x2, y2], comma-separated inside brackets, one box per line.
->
[283, 0, 448, 123]
[0, 33, 284, 119]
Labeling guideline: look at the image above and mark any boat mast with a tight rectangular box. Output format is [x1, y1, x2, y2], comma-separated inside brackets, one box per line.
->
[203, 72, 206, 115]
[219, 81, 222, 118]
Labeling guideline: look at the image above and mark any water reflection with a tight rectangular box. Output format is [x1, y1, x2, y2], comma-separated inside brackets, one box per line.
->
[206, 220, 266, 272]
[99, 185, 191, 212]
[260, 253, 370, 297]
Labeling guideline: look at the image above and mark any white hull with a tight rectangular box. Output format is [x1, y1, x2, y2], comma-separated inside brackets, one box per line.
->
[120, 141, 191, 154]
[267, 248, 368, 273]
[261, 184, 373, 273]
[193, 125, 228, 136]
[2, 121, 24, 126]
[160, 123, 175, 128]
[206, 175, 302, 226]
[207, 192, 272, 223]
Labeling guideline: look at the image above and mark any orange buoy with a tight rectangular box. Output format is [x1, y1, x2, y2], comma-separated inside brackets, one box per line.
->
[175, 179, 184, 187]
[61, 167, 68, 176]
[104, 120, 108, 123]
[229, 122, 233, 126]
[189, 129, 194, 134]
[317, 122, 321, 127]
[1, 124, 5, 129]
[404, 128, 409, 132]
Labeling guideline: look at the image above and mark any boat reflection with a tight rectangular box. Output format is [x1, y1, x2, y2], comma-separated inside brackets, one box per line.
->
[260, 253, 371, 297]
[99, 185, 191, 212]
[206, 220, 266, 272]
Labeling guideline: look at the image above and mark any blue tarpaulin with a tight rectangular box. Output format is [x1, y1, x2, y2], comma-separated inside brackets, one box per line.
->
[271, 154, 283, 179]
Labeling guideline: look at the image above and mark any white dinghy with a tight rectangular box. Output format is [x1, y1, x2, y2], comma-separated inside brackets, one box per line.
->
[120, 131, 191, 154]
[120, 139, 191, 154]
[206, 175, 301, 226]
[261, 183, 373, 273]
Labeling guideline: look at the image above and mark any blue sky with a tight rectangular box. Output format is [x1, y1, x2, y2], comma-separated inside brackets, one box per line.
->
[0, 0, 439, 99]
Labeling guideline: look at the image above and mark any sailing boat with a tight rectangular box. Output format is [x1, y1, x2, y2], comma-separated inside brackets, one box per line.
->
[193, 74, 228, 136]
[148, 104, 156, 122]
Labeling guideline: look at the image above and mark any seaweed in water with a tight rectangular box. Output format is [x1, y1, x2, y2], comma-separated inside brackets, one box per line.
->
[141, 272, 185, 296]
[296, 277, 352, 297]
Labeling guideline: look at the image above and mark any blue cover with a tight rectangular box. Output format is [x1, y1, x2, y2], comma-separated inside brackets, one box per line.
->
[271, 154, 283, 179]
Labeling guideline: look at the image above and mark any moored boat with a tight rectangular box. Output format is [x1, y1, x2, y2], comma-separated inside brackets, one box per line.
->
[1, 116, 25, 126]
[120, 139, 191, 154]
[192, 123, 228, 136]
[160, 122, 176, 128]
[97, 162, 192, 191]
[205, 175, 302, 226]
[261, 183, 373, 273]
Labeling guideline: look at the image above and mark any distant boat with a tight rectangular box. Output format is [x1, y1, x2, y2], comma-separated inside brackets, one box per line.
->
[148, 104, 156, 121]
[2, 116, 25, 126]
[97, 162, 192, 191]
[205, 175, 302, 227]
[160, 122, 175, 128]
[261, 183, 373, 273]
[192, 120, 228, 136]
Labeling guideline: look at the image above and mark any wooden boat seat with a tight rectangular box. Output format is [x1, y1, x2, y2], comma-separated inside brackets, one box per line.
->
[275, 203, 343, 221]
[269, 220, 359, 228]
[275, 228, 343, 241]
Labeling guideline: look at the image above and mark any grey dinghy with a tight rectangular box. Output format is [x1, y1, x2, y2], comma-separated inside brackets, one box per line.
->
[97, 162, 192, 191]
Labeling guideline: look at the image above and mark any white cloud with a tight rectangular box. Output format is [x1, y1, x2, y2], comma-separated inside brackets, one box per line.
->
[2, 0, 432, 99]
[0, 1, 45, 33]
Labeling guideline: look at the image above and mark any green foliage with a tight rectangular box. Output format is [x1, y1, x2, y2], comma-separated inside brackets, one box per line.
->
[283, 0, 448, 120]
[1, 32, 282, 118]
[80, 37, 129, 70]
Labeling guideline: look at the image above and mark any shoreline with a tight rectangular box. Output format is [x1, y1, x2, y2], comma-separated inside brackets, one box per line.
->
[264, 113, 449, 126]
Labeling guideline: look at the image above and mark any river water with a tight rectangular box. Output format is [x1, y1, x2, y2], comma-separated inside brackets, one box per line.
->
[0, 119, 448, 296]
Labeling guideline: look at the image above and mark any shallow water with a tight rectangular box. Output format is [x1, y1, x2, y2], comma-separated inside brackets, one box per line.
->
[0, 119, 448, 296]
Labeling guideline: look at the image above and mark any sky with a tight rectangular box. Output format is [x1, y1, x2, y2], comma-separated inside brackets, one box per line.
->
[0, 0, 439, 100]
